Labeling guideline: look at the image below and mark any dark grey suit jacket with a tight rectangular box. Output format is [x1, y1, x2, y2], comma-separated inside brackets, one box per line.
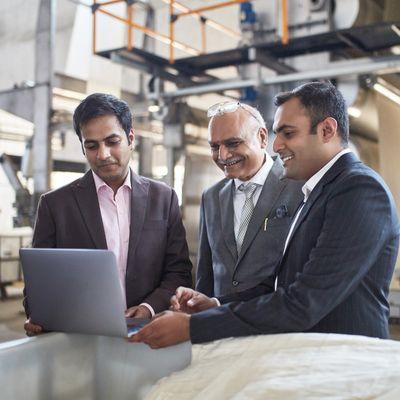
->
[196, 158, 303, 297]
[191, 153, 400, 342]
[27, 169, 192, 314]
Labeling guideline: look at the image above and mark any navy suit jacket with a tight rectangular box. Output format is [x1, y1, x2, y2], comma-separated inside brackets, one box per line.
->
[191, 153, 400, 342]
[25, 169, 192, 314]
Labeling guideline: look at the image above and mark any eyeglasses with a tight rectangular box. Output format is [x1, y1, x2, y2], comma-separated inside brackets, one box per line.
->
[207, 101, 263, 127]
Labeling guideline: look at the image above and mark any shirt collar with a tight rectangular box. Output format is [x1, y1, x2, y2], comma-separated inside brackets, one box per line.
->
[92, 169, 132, 193]
[302, 148, 352, 201]
[234, 153, 274, 190]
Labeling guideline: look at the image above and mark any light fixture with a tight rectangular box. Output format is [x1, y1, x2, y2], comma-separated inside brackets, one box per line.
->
[348, 106, 361, 118]
[148, 104, 160, 113]
[373, 82, 400, 106]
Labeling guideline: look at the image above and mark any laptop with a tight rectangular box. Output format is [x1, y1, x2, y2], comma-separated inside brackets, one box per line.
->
[20, 248, 149, 337]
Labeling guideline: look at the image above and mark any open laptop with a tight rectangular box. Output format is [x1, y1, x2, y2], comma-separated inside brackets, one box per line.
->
[20, 248, 149, 337]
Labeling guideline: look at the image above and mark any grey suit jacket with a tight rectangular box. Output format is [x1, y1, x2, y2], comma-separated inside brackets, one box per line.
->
[26, 169, 192, 314]
[196, 158, 303, 297]
[191, 153, 400, 342]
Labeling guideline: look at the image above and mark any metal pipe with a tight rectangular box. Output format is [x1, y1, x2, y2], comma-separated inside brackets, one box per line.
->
[148, 55, 400, 99]
[97, 0, 124, 6]
[92, 0, 97, 54]
[169, 0, 175, 64]
[97, 7, 200, 55]
[161, 0, 241, 39]
[281, 0, 289, 45]
[175, 0, 250, 19]
[127, 3, 133, 50]
[200, 17, 206, 54]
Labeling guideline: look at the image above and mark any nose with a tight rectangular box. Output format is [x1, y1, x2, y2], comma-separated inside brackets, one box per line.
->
[218, 144, 231, 161]
[97, 143, 111, 160]
[272, 134, 284, 154]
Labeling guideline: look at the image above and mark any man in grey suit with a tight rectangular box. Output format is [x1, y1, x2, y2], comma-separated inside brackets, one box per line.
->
[24, 93, 192, 336]
[130, 82, 399, 348]
[196, 102, 302, 298]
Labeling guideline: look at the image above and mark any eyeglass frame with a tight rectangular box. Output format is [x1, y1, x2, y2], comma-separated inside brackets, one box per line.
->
[207, 101, 265, 128]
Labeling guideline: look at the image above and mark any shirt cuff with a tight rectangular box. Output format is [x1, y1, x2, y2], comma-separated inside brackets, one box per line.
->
[139, 303, 155, 317]
[212, 297, 221, 307]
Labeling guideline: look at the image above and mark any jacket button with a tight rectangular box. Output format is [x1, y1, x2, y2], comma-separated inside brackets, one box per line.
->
[232, 280, 239, 286]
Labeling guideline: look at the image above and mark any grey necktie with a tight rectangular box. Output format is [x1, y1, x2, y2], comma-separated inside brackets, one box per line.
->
[236, 183, 258, 254]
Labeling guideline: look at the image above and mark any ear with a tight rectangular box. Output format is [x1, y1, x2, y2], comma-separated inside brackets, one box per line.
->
[257, 127, 268, 149]
[320, 117, 338, 143]
[128, 129, 135, 146]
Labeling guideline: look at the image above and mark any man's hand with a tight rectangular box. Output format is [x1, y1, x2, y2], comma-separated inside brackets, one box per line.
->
[125, 305, 152, 319]
[24, 318, 43, 337]
[170, 286, 218, 314]
[128, 311, 190, 349]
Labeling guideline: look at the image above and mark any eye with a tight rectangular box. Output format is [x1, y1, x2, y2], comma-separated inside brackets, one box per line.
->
[84, 142, 97, 150]
[226, 140, 242, 148]
[105, 137, 121, 146]
[210, 144, 219, 152]
[282, 131, 295, 139]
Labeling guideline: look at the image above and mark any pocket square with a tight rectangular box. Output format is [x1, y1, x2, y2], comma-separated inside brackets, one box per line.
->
[275, 205, 289, 219]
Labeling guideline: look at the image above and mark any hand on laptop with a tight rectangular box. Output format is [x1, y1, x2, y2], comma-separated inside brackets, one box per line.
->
[125, 305, 152, 319]
[24, 318, 43, 336]
[128, 311, 190, 349]
[170, 287, 218, 314]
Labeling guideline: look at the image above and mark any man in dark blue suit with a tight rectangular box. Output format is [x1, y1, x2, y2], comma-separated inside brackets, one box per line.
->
[131, 82, 400, 348]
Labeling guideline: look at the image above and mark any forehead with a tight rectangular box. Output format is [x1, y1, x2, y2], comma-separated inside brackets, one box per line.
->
[81, 115, 124, 140]
[273, 97, 310, 132]
[208, 111, 249, 142]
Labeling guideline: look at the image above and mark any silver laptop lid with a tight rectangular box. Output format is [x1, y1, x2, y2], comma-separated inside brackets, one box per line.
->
[20, 248, 128, 337]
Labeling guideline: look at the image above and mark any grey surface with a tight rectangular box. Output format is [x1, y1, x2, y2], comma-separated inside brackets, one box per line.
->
[0, 333, 191, 400]
[20, 248, 128, 337]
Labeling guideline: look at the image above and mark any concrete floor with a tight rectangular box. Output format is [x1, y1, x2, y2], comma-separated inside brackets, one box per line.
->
[1, 295, 400, 344]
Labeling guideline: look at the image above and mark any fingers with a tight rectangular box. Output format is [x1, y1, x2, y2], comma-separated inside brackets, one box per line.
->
[24, 319, 43, 337]
[170, 295, 180, 311]
[125, 306, 138, 317]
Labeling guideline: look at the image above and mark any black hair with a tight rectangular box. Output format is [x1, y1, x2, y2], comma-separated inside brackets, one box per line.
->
[274, 81, 349, 145]
[73, 93, 133, 143]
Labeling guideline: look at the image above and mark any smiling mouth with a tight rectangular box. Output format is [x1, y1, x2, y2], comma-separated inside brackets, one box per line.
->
[281, 155, 294, 163]
[220, 157, 244, 168]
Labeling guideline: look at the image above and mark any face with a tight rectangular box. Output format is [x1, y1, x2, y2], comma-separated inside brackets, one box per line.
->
[208, 110, 267, 181]
[81, 115, 134, 190]
[272, 97, 333, 180]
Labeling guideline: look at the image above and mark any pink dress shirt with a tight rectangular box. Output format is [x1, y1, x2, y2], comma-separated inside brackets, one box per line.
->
[93, 171, 131, 303]
[92, 171, 155, 316]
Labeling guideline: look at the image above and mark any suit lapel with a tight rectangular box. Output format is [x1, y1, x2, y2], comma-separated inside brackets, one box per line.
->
[219, 180, 238, 261]
[237, 159, 286, 263]
[284, 152, 361, 253]
[72, 170, 107, 249]
[126, 171, 149, 268]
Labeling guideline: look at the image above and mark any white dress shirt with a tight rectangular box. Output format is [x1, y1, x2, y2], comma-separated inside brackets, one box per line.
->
[282, 148, 352, 256]
[233, 153, 274, 238]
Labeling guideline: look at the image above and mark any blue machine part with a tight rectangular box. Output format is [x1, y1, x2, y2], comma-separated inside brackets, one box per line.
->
[240, 2, 256, 24]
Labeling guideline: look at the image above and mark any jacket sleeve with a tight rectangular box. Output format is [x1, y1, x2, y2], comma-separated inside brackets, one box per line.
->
[195, 193, 215, 297]
[141, 189, 193, 313]
[190, 174, 399, 343]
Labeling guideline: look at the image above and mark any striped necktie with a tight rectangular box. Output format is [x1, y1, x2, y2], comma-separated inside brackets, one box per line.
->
[236, 182, 258, 254]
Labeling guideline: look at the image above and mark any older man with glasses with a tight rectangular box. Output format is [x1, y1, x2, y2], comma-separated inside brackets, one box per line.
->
[190, 101, 302, 308]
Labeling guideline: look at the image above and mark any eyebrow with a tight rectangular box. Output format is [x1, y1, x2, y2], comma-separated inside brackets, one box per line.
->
[208, 137, 243, 145]
[273, 124, 297, 134]
[83, 133, 121, 144]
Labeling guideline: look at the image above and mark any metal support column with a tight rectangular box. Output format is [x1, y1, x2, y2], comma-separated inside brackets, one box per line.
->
[32, 0, 56, 207]
[138, 136, 153, 178]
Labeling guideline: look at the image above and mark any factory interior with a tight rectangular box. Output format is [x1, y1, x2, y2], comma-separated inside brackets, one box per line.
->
[1, 0, 400, 399]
